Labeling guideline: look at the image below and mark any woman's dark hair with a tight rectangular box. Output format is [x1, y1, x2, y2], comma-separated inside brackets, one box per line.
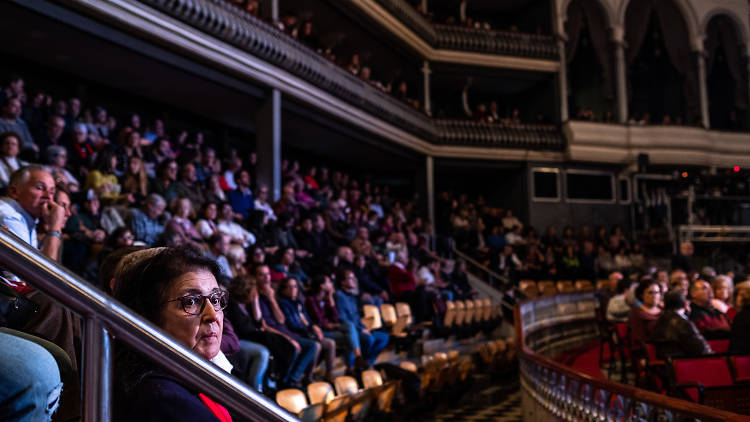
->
[106, 226, 133, 248]
[634, 278, 659, 302]
[92, 148, 117, 173]
[112, 245, 221, 326]
[309, 274, 329, 296]
[278, 277, 298, 299]
[157, 159, 177, 179]
[615, 278, 631, 295]
[228, 274, 256, 304]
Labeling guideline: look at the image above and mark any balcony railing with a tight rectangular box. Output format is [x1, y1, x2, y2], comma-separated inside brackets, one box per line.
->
[140, 0, 437, 141]
[129, 0, 565, 151]
[371, 0, 437, 44]
[437, 120, 565, 150]
[372, 0, 557, 60]
[516, 293, 744, 421]
[435, 25, 558, 59]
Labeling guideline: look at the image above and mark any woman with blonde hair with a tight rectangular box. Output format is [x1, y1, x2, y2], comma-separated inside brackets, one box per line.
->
[122, 155, 148, 205]
[226, 244, 248, 278]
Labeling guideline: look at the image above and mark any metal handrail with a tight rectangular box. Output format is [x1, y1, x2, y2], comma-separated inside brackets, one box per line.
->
[452, 246, 509, 290]
[0, 228, 297, 422]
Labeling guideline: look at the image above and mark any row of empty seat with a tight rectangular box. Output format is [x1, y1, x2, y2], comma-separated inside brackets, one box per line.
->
[520, 279, 598, 298]
[276, 337, 517, 421]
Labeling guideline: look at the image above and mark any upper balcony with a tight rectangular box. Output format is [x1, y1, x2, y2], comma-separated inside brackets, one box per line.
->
[564, 121, 750, 168]
[331, 0, 560, 72]
[73, 0, 562, 159]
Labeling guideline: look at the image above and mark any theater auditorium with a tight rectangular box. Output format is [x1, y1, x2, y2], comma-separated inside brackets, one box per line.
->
[2, 0, 750, 420]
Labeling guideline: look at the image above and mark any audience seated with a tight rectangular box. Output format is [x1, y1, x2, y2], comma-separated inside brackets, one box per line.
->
[689, 280, 731, 339]
[652, 289, 712, 360]
[628, 278, 662, 347]
[729, 284, 750, 353]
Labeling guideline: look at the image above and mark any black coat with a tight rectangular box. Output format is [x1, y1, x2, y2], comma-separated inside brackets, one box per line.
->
[651, 310, 712, 360]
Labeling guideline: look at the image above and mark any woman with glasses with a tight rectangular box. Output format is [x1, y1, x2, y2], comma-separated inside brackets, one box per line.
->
[628, 278, 663, 348]
[112, 246, 233, 421]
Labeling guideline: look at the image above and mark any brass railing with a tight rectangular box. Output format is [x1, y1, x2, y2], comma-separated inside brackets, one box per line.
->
[515, 292, 747, 421]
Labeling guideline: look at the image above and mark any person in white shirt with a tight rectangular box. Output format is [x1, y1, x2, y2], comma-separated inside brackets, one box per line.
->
[253, 184, 276, 221]
[217, 202, 255, 248]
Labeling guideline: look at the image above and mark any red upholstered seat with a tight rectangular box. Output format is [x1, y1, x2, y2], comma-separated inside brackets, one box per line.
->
[672, 356, 733, 402]
[707, 339, 729, 354]
[730, 355, 750, 383]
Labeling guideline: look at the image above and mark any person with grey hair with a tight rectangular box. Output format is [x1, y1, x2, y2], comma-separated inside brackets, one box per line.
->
[0, 165, 67, 260]
[68, 122, 95, 173]
[44, 145, 79, 191]
[129, 193, 167, 246]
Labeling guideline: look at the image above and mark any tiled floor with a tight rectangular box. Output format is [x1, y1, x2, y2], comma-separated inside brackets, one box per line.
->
[431, 390, 523, 422]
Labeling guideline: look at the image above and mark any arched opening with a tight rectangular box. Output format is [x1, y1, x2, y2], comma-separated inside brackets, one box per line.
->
[625, 0, 698, 125]
[565, 0, 614, 121]
[705, 15, 748, 131]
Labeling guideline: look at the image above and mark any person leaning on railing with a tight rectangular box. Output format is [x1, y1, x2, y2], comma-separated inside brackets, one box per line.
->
[111, 246, 234, 422]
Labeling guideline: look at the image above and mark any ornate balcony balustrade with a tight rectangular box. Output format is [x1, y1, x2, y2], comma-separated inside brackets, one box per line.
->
[434, 24, 558, 59]
[141, 0, 438, 140]
[124, 0, 565, 152]
[516, 293, 744, 422]
[372, 0, 557, 60]
[437, 120, 565, 150]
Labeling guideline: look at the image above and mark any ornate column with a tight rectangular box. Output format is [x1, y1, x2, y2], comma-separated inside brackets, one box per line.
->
[422, 60, 432, 116]
[256, 89, 282, 200]
[612, 26, 628, 124]
[426, 155, 435, 235]
[695, 42, 710, 129]
[556, 36, 569, 122]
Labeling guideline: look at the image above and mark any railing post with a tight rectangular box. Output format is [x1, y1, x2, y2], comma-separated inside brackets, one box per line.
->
[83, 318, 112, 422]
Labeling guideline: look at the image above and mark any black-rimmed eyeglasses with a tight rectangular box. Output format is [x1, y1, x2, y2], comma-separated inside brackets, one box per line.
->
[167, 291, 228, 315]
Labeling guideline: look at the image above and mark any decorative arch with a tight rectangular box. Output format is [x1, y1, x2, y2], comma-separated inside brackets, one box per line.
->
[700, 8, 749, 55]
[616, 0, 699, 48]
[559, 0, 616, 32]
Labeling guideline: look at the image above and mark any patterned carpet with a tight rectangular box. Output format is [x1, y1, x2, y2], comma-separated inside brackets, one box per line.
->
[430, 390, 523, 422]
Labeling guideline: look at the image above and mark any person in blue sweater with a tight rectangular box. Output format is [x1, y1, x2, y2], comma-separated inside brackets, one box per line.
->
[228, 169, 254, 219]
[277, 277, 336, 382]
[334, 269, 389, 366]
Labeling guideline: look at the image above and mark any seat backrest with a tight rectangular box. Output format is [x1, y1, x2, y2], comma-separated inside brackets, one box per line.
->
[557, 280, 574, 293]
[361, 369, 384, 388]
[454, 300, 466, 325]
[447, 349, 460, 361]
[443, 300, 456, 327]
[307, 381, 335, 405]
[464, 300, 475, 324]
[730, 355, 750, 383]
[707, 339, 730, 354]
[276, 388, 308, 414]
[672, 356, 734, 402]
[575, 279, 593, 292]
[395, 302, 413, 325]
[379, 303, 398, 327]
[482, 298, 492, 321]
[362, 304, 382, 330]
[400, 361, 418, 373]
[334, 375, 360, 396]
[476, 300, 486, 321]
[538, 280, 556, 297]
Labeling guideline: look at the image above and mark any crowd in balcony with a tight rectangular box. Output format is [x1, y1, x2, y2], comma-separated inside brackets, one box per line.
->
[220, 1, 425, 113]
[0, 73, 485, 420]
